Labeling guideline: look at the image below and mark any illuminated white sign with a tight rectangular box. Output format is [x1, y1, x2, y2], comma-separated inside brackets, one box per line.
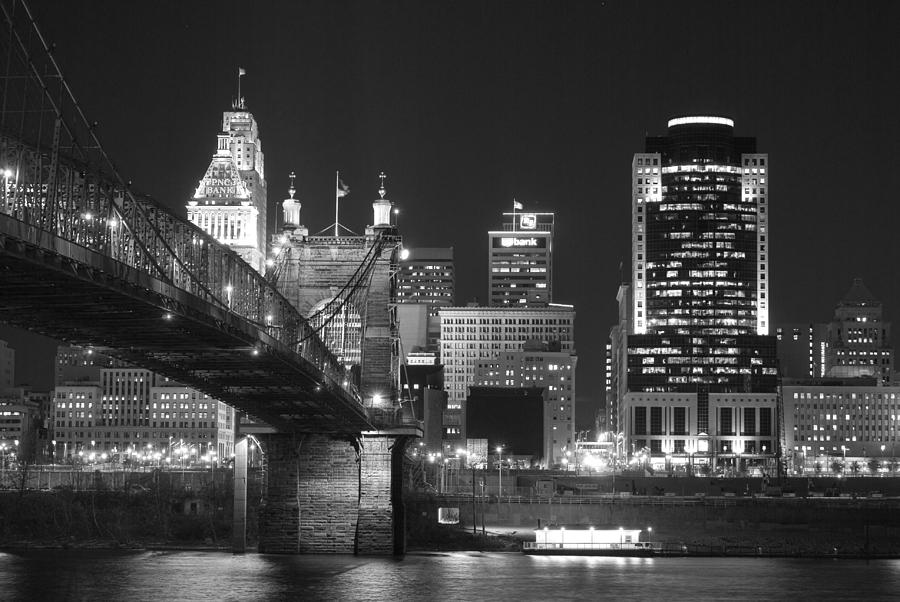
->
[520, 213, 537, 229]
[667, 116, 734, 128]
[501, 237, 539, 247]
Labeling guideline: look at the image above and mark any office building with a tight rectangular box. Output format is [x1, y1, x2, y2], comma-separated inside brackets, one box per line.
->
[488, 210, 554, 307]
[397, 247, 454, 309]
[52, 348, 235, 464]
[0, 339, 13, 390]
[55, 345, 120, 386]
[439, 304, 576, 466]
[776, 324, 828, 379]
[187, 99, 268, 272]
[618, 116, 778, 472]
[397, 247, 455, 354]
[400, 362, 445, 453]
[606, 283, 632, 455]
[825, 278, 893, 384]
[475, 340, 577, 465]
[466, 386, 544, 463]
[784, 378, 900, 470]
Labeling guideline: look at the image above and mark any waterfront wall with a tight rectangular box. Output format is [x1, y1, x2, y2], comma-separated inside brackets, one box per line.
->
[408, 494, 900, 555]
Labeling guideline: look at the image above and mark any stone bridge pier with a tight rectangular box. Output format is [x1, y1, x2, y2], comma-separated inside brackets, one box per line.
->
[254, 432, 413, 555]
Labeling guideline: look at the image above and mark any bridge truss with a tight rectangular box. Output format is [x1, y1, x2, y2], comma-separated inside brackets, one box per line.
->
[0, 0, 382, 433]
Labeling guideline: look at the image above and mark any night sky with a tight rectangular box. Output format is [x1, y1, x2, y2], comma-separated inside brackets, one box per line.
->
[3, 1, 899, 429]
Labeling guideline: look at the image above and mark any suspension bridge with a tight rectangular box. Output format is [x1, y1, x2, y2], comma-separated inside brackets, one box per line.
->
[0, 0, 408, 435]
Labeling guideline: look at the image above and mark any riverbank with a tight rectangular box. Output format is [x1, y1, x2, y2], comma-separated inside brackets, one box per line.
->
[406, 494, 900, 557]
[0, 484, 244, 551]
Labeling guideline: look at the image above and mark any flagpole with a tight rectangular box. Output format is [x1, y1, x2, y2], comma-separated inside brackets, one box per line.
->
[512, 197, 517, 228]
[335, 170, 340, 237]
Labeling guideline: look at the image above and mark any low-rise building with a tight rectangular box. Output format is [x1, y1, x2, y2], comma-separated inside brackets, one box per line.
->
[783, 378, 900, 473]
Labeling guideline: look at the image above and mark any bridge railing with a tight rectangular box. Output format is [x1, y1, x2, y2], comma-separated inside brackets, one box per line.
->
[0, 0, 361, 405]
[0, 138, 361, 405]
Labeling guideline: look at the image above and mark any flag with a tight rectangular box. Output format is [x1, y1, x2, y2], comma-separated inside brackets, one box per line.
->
[238, 67, 246, 77]
[513, 200, 523, 210]
[337, 179, 350, 198]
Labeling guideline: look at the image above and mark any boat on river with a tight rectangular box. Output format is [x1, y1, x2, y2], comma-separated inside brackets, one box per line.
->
[522, 526, 658, 556]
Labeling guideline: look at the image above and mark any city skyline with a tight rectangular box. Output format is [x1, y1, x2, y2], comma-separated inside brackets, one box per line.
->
[2, 2, 899, 429]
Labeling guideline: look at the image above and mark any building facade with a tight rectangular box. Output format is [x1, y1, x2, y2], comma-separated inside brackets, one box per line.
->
[397, 247, 455, 309]
[619, 116, 778, 471]
[474, 341, 577, 465]
[439, 305, 576, 466]
[488, 211, 554, 307]
[783, 379, 900, 472]
[776, 323, 828, 379]
[824, 278, 893, 384]
[52, 349, 235, 465]
[397, 247, 455, 353]
[187, 100, 267, 272]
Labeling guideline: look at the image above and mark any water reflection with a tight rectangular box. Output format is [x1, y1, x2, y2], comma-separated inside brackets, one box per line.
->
[0, 550, 897, 601]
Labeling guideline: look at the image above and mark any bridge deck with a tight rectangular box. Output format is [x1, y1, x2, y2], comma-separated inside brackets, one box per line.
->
[0, 214, 373, 433]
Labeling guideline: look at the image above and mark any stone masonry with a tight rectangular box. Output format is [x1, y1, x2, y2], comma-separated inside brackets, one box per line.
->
[257, 432, 410, 554]
[257, 433, 302, 554]
[276, 230, 399, 403]
[357, 434, 400, 554]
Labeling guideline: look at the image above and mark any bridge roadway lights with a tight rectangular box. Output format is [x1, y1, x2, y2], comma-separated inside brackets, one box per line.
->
[253, 431, 415, 555]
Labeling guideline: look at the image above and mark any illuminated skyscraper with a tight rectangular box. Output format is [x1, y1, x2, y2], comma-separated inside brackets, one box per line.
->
[632, 116, 768, 336]
[618, 117, 779, 471]
[488, 210, 554, 306]
[187, 100, 267, 272]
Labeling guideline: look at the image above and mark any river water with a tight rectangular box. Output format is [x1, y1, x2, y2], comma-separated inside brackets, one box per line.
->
[0, 550, 897, 601]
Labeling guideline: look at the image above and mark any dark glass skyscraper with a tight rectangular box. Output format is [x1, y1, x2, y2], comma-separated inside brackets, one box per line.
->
[618, 117, 779, 466]
[632, 116, 769, 336]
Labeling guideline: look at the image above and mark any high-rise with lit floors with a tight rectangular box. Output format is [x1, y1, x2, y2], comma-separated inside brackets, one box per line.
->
[186, 99, 268, 272]
[632, 116, 769, 336]
[397, 247, 455, 354]
[488, 210, 554, 307]
[617, 116, 779, 471]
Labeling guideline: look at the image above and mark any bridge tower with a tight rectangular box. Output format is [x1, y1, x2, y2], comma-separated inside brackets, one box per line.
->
[255, 175, 419, 555]
[274, 174, 400, 406]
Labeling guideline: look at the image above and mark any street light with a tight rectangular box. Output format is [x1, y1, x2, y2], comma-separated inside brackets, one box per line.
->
[496, 446, 503, 498]
[841, 445, 847, 476]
